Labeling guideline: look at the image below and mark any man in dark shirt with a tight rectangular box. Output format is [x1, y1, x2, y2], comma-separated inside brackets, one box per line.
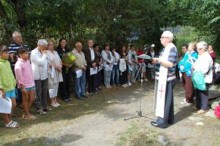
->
[8, 31, 30, 67]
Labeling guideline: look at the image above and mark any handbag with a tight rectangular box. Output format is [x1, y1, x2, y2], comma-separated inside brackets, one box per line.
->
[48, 66, 55, 89]
[192, 70, 206, 91]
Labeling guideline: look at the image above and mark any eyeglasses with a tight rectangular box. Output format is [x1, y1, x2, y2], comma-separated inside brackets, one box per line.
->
[160, 36, 169, 39]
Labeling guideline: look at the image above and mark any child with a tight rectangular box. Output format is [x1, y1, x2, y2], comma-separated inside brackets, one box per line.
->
[15, 48, 37, 119]
[0, 45, 19, 128]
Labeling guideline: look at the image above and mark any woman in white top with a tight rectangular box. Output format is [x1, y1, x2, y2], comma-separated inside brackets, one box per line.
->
[192, 41, 213, 114]
[101, 43, 113, 88]
[47, 40, 63, 107]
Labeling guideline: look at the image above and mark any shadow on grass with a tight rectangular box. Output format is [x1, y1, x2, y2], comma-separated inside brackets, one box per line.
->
[0, 81, 154, 139]
[2, 134, 83, 146]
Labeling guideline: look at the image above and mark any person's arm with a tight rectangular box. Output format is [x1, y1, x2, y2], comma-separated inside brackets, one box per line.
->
[0, 73, 4, 97]
[14, 64, 25, 88]
[30, 50, 47, 66]
[101, 51, 112, 64]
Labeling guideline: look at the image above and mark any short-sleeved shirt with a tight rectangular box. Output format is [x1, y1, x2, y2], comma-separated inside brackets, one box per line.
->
[160, 47, 178, 72]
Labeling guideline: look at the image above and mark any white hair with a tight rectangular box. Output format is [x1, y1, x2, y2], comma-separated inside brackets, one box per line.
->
[162, 31, 174, 41]
[37, 39, 48, 46]
[12, 31, 21, 39]
[197, 41, 208, 51]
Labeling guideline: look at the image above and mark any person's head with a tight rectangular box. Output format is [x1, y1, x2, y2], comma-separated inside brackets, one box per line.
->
[47, 39, 55, 51]
[112, 47, 117, 52]
[150, 46, 154, 52]
[181, 44, 188, 54]
[37, 39, 48, 52]
[160, 31, 173, 47]
[17, 48, 29, 60]
[130, 45, 135, 51]
[208, 45, 214, 53]
[58, 38, 67, 49]
[12, 31, 23, 45]
[75, 41, 83, 52]
[121, 45, 127, 52]
[196, 41, 208, 55]
[88, 39, 94, 48]
[0, 45, 9, 60]
[188, 42, 197, 52]
[104, 43, 110, 51]
[93, 43, 100, 52]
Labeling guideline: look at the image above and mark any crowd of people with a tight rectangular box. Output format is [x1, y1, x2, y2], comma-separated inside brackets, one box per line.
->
[0, 31, 156, 128]
[0, 30, 217, 129]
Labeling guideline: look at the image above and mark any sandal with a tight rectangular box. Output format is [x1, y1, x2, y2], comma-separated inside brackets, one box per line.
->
[5, 120, 19, 128]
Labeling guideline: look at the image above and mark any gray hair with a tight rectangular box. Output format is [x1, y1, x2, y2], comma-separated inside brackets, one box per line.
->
[196, 41, 208, 51]
[162, 31, 174, 41]
[12, 31, 22, 39]
[37, 39, 48, 46]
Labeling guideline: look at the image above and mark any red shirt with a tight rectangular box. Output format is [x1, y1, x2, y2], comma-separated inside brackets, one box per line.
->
[137, 50, 144, 63]
[210, 51, 216, 63]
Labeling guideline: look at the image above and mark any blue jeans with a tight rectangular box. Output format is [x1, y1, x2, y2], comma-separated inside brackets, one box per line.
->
[75, 71, 86, 98]
[104, 70, 112, 85]
[111, 65, 119, 85]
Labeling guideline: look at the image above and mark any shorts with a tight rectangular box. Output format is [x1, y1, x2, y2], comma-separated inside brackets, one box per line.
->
[5, 89, 16, 98]
[127, 69, 133, 75]
[26, 86, 35, 91]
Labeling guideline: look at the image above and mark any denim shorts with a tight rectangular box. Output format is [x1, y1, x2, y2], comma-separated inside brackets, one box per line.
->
[26, 86, 35, 91]
[5, 89, 16, 98]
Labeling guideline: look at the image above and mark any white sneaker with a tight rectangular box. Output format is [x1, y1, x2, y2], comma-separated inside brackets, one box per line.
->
[128, 82, 132, 86]
[184, 102, 192, 107]
[144, 79, 148, 81]
[180, 99, 187, 104]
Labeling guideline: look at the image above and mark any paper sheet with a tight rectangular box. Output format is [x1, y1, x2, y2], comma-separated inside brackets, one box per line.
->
[98, 65, 103, 72]
[76, 69, 83, 78]
[0, 94, 12, 114]
[90, 67, 98, 75]
[105, 65, 113, 71]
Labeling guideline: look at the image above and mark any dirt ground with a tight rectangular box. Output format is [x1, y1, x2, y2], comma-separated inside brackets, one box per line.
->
[0, 80, 220, 146]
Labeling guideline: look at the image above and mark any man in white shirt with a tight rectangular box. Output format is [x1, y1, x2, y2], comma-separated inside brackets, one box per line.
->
[84, 39, 99, 95]
[31, 39, 49, 115]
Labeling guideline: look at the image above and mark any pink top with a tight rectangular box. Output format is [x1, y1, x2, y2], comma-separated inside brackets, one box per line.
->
[14, 58, 35, 88]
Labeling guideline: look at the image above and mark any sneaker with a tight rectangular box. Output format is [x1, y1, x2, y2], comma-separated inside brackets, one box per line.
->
[128, 82, 132, 87]
[37, 109, 46, 115]
[64, 99, 70, 102]
[144, 79, 148, 81]
[184, 102, 192, 107]
[180, 99, 187, 104]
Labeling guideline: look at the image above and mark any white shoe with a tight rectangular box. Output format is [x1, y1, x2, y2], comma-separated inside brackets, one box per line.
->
[56, 103, 60, 107]
[128, 82, 132, 86]
[144, 79, 148, 81]
[51, 104, 58, 108]
[180, 99, 187, 104]
[184, 102, 192, 107]
[122, 84, 128, 88]
[109, 85, 112, 88]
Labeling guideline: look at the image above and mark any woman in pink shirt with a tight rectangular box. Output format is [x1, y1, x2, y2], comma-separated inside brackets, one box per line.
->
[15, 48, 36, 119]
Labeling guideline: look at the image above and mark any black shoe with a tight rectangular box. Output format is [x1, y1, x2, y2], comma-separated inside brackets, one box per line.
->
[63, 99, 70, 102]
[150, 121, 167, 129]
[82, 96, 88, 98]
[76, 97, 84, 100]
[151, 121, 159, 127]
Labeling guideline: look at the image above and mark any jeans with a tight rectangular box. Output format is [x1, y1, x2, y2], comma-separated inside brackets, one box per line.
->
[104, 70, 112, 85]
[75, 71, 86, 98]
[111, 65, 119, 85]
